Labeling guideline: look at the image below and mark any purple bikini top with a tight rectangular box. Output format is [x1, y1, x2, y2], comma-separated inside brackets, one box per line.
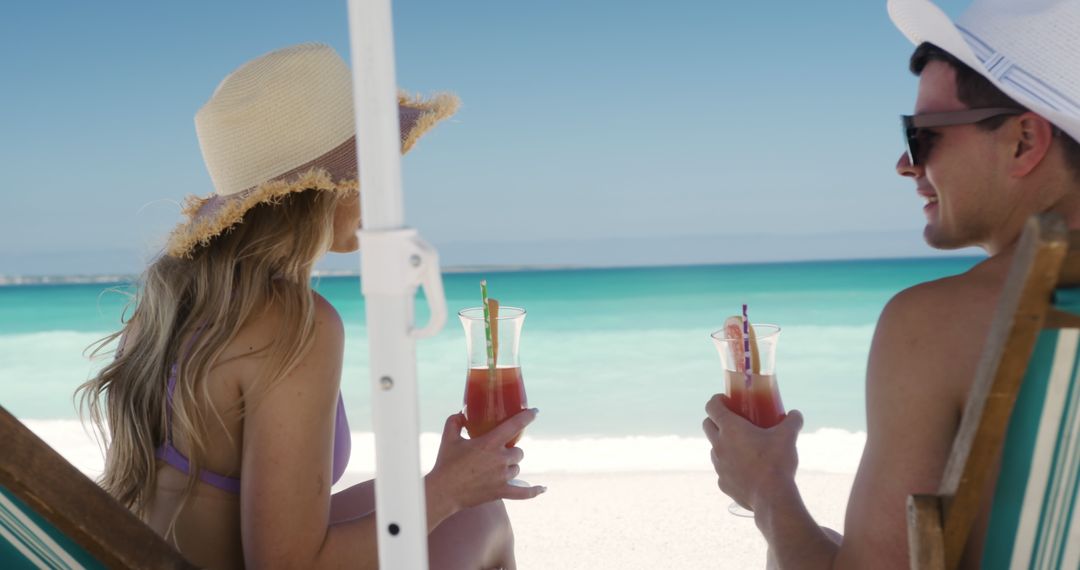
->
[155, 364, 351, 494]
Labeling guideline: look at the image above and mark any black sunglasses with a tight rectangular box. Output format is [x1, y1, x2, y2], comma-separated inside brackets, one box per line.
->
[901, 107, 1024, 166]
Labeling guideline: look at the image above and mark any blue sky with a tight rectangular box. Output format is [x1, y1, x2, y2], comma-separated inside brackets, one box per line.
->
[0, 0, 978, 276]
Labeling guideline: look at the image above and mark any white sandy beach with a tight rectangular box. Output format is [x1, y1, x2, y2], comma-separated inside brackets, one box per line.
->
[28, 421, 857, 569]
[334, 468, 854, 569]
[504, 470, 852, 569]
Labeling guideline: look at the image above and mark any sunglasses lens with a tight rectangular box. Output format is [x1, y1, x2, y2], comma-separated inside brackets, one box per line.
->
[905, 127, 921, 166]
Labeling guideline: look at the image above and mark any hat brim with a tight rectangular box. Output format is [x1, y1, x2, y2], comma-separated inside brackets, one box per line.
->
[165, 92, 459, 259]
[888, 0, 1080, 143]
[889, 0, 984, 82]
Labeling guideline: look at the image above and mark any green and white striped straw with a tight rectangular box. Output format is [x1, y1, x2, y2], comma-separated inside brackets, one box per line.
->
[480, 280, 496, 379]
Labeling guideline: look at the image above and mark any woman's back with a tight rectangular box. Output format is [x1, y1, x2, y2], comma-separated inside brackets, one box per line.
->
[145, 296, 335, 569]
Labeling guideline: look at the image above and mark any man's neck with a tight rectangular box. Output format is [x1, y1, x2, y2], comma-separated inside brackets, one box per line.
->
[982, 171, 1080, 256]
[1045, 182, 1080, 230]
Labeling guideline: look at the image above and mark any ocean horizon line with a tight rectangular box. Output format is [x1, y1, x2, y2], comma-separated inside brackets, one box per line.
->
[0, 252, 986, 287]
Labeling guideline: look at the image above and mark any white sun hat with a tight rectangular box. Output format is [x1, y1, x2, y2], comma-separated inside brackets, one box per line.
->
[166, 42, 459, 258]
[888, 0, 1080, 144]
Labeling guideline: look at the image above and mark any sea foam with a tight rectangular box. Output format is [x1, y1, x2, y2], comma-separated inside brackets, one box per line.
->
[22, 419, 865, 482]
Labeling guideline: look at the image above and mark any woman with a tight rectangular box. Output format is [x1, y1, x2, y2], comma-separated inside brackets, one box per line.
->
[78, 43, 543, 569]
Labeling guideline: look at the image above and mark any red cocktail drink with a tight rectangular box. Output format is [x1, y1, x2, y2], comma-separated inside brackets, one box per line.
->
[724, 371, 785, 428]
[463, 366, 527, 446]
[459, 303, 528, 449]
[711, 321, 785, 428]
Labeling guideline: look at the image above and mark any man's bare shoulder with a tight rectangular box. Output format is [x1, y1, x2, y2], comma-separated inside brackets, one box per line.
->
[836, 259, 1008, 567]
[869, 256, 1007, 420]
[877, 258, 1004, 343]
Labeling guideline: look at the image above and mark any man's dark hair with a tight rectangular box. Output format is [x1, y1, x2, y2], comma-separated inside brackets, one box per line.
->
[910, 42, 1080, 181]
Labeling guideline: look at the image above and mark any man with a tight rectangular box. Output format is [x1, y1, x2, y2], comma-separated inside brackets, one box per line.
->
[702, 0, 1080, 567]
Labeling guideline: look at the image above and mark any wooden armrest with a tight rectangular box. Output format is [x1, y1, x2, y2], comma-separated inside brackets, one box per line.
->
[908, 494, 946, 570]
[1042, 308, 1080, 329]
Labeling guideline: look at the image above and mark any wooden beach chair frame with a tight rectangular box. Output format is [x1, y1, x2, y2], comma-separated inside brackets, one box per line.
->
[0, 404, 197, 569]
[906, 212, 1080, 569]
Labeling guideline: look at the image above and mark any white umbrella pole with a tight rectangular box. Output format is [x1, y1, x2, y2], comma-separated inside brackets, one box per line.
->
[347, 0, 447, 568]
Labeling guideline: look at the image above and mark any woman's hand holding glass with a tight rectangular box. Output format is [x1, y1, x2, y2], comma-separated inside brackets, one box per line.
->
[425, 409, 545, 523]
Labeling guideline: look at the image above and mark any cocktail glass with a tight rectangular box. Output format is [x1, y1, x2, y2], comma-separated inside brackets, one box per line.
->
[710, 323, 784, 516]
[459, 306, 529, 485]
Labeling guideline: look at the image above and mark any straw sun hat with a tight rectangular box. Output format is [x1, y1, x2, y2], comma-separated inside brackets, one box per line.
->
[888, 0, 1080, 144]
[165, 42, 459, 258]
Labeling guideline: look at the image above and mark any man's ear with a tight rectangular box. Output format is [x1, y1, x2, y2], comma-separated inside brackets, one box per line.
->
[1010, 112, 1055, 178]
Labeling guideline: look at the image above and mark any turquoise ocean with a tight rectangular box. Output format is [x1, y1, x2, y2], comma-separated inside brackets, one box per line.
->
[1, 257, 980, 475]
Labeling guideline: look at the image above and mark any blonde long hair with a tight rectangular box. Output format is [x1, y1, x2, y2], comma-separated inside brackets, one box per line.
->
[78, 188, 348, 518]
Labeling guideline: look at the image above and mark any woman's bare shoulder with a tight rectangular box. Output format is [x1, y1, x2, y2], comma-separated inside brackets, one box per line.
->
[235, 290, 342, 341]
[311, 291, 344, 337]
[219, 291, 344, 384]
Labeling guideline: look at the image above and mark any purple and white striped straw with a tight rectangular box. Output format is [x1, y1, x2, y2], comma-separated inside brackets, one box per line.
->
[742, 303, 751, 389]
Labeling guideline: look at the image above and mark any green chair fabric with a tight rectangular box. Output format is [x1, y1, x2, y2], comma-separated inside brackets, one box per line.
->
[1, 485, 105, 570]
[983, 288, 1080, 569]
